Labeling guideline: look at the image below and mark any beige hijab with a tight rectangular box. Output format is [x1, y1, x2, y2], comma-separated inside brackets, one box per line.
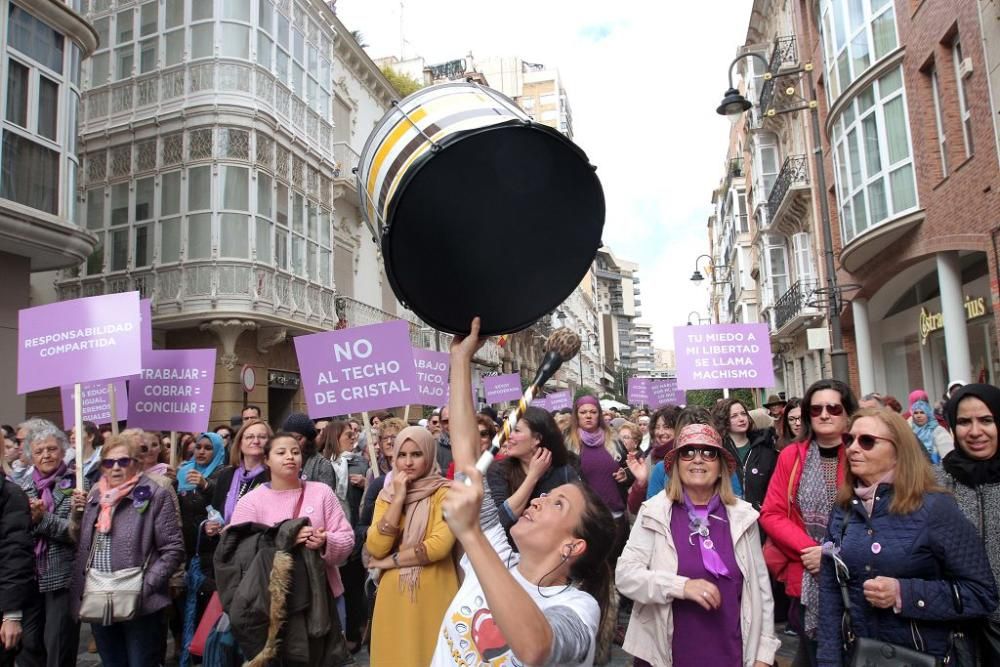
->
[377, 426, 449, 598]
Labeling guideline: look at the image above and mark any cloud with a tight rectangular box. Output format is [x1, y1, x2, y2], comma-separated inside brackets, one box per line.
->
[336, 0, 752, 351]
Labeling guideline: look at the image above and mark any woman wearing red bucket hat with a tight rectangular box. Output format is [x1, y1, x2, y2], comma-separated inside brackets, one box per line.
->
[615, 423, 779, 667]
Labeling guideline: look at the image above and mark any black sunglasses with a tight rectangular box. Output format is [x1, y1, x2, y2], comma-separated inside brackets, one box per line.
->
[841, 433, 894, 450]
[677, 446, 720, 462]
[101, 457, 133, 469]
[809, 403, 845, 417]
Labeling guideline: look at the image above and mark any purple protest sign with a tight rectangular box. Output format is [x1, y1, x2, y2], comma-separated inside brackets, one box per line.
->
[18, 291, 143, 394]
[484, 373, 522, 403]
[627, 377, 650, 406]
[649, 379, 685, 409]
[295, 320, 419, 416]
[60, 379, 129, 429]
[128, 349, 216, 432]
[532, 395, 551, 411]
[547, 390, 572, 411]
[413, 348, 450, 406]
[673, 323, 775, 390]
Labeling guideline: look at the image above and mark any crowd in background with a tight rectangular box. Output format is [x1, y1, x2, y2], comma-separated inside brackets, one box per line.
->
[1, 356, 999, 666]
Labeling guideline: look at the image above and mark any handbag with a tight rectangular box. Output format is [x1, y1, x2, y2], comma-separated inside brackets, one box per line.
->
[188, 591, 224, 657]
[79, 531, 150, 625]
[832, 516, 942, 667]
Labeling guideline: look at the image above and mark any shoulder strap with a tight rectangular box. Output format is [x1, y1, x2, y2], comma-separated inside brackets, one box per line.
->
[293, 484, 306, 519]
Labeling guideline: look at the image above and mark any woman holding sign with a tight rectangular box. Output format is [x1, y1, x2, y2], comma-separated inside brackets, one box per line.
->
[431, 317, 618, 666]
[365, 426, 458, 667]
[69, 435, 184, 667]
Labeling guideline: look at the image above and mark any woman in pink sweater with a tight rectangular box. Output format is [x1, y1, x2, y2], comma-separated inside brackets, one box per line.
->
[230, 431, 355, 607]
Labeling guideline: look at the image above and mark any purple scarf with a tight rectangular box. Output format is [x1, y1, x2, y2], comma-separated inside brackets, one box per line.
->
[31, 462, 68, 572]
[580, 427, 606, 449]
[224, 463, 265, 523]
[683, 491, 730, 578]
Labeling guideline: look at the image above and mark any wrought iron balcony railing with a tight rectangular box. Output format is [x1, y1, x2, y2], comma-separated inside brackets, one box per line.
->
[758, 36, 799, 116]
[774, 278, 818, 330]
[767, 155, 809, 217]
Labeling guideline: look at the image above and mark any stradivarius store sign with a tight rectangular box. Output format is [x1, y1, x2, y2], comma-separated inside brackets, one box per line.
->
[919, 295, 987, 345]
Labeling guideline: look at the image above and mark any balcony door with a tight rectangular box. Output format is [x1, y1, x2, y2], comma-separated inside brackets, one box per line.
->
[791, 232, 816, 290]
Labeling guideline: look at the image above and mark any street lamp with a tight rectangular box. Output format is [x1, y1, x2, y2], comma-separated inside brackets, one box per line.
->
[690, 254, 730, 284]
[715, 50, 850, 384]
[686, 311, 710, 326]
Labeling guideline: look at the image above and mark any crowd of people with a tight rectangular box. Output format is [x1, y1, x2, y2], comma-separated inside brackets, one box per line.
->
[1, 324, 999, 666]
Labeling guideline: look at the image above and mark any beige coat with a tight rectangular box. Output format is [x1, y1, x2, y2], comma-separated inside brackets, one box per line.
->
[615, 492, 781, 667]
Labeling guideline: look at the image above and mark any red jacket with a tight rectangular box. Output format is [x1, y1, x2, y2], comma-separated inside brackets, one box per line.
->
[759, 440, 846, 598]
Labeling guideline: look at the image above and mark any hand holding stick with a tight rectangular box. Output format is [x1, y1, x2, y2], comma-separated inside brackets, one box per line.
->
[474, 327, 581, 474]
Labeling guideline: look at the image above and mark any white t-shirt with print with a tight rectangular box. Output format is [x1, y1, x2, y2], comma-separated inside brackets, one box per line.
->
[431, 523, 600, 667]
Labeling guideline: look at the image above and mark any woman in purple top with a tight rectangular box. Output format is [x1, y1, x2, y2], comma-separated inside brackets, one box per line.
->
[616, 423, 780, 667]
[566, 396, 632, 560]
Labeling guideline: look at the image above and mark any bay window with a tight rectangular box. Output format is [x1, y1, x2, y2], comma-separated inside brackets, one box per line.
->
[830, 66, 916, 243]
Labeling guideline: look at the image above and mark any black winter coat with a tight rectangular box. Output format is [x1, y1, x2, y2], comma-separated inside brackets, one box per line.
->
[818, 488, 999, 666]
[723, 429, 778, 511]
[215, 518, 348, 667]
[0, 475, 34, 614]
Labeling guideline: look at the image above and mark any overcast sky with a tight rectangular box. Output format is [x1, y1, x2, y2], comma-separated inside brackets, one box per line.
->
[336, 0, 753, 351]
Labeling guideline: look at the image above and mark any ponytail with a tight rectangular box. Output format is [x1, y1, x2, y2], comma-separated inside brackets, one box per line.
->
[568, 481, 617, 663]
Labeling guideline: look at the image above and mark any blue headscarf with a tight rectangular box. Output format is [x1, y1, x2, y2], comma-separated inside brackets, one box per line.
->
[177, 432, 226, 492]
[909, 399, 939, 463]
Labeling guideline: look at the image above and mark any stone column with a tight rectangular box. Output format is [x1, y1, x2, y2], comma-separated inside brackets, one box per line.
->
[851, 298, 876, 395]
[936, 251, 972, 384]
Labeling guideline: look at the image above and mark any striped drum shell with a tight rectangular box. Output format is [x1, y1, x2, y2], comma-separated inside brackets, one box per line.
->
[355, 81, 604, 336]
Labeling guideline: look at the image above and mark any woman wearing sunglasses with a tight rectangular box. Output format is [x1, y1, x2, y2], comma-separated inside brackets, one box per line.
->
[617, 423, 780, 666]
[69, 435, 185, 666]
[817, 408, 998, 665]
[939, 384, 1000, 662]
[760, 378, 857, 665]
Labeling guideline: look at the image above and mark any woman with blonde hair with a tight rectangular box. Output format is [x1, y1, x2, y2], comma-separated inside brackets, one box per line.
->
[204, 419, 274, 534]
[818, 408, 998, 664]
[365, 426, 457, 666]
[618, 422, 779, 666]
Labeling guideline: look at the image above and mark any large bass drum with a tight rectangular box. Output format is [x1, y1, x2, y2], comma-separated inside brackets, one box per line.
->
[356, 81, 605, 336]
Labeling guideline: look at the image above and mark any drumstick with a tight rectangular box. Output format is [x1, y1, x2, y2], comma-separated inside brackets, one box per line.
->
[474, 328, 581, 474]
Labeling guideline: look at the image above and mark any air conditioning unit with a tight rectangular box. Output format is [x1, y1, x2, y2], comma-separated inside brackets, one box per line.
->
[959, 57, 974, 80]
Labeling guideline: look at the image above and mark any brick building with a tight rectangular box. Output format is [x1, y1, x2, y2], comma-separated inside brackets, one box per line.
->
[793, 0, 1000, 401]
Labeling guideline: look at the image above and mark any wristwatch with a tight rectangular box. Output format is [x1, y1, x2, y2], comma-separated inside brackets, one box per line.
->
[392, 552, 400, 568]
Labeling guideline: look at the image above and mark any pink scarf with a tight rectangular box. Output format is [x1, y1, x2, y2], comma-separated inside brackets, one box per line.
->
[96, 473, 141, 534]
[854, 470, 895, 515]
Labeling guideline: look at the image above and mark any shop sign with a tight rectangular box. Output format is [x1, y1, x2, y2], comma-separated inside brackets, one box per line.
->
[919, 296, 987, 345]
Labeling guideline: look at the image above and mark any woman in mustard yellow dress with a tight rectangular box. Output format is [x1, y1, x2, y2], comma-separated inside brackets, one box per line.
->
[366, 426, 458, 666]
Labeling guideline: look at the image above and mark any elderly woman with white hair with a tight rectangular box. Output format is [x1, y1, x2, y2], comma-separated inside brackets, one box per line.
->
[17, 419, 89, 667]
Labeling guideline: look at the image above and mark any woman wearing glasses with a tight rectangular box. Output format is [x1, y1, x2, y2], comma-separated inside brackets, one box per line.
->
[817, 408, 998, 665]
[616, 423, 780, 667]
[778, 398, 803, 449]
[205, 419, 274, 535]
[760, 379, 857, 666]
[69, 435, 184, 666]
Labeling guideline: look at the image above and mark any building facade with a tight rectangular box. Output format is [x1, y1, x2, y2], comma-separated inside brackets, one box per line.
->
[1, 0, 98, 424]
[801, 0, 1000, 401]
[32, 0, 499, 427]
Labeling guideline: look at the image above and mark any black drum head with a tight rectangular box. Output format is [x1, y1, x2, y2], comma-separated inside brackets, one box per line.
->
[383, 123, 605, 336]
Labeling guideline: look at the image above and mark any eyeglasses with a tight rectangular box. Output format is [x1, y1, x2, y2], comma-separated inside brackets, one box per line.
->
[220, 433, 232, 440]
[379, 435, 395, 444]
[677, 446, 720, 462]
[101, 457, 133, 469]
[478, 430, 490, 438]
[139, 444, 149, 453]
[243, 434, 268, 441]
[787, 415, 802, 423]
[429, 419, 440, 425]
[841, 433, 895, 450]
[441, 418, 450, 424]
[809, 403, 845, 418]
